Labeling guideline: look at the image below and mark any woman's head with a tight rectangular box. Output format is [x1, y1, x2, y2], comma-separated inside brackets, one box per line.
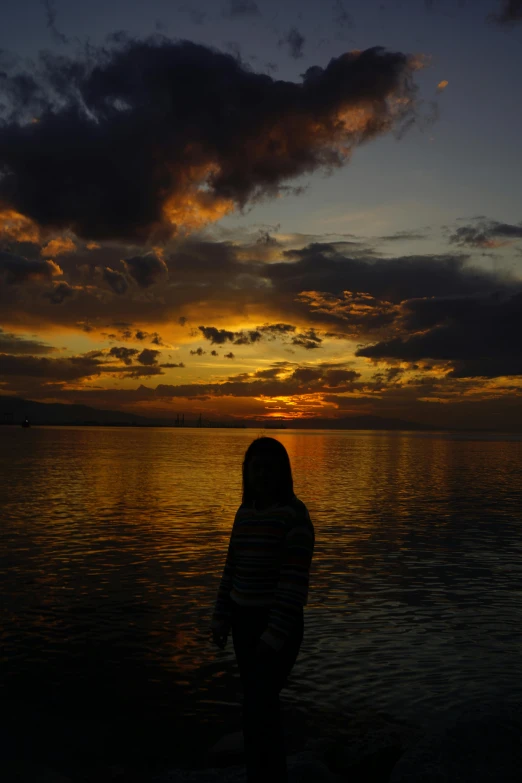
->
[242, 436, 294, 505]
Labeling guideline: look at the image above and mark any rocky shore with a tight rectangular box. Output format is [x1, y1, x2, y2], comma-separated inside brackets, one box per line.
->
[151, 699, 522, 783]
[3, 699, 522, 782]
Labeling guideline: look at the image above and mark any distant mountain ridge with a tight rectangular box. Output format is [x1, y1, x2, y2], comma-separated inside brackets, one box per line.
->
[0, 395, 436, 430]
[0, 395, 169, 426]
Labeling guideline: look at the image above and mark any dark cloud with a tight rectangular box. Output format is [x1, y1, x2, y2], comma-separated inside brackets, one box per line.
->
[210, 350, 218, 356]
[101, 323, 134, 341]
[102, 266, 128, 295]
[367, 366, 406, 391]
[222, 0, 261, 18]
[449, 358, 522, 378]
[253, 368, 284, 379]
[356, 290, 522, 377]
[256, 227, 281, 246]
[323, 368, 362, 386]
[0, 38, 422, 243]
[2, 231, 518, 362]
[42, 0, 69, 45]
[178, 316, 187, 326]
[0, 239, 42, 260]
[160, 362, 185, 368]
[199, 326, 235, 344]
[422, 0, 522, 25]
[0, 354, 369, 411]
[271, 245, 510, 304]
[0, 345, 169, 387]
[109, 346, 138, 365]
[43, 281, 74, 304]
[291, 329, 323, 350]
[278, 27, 306, 59]
[450, 220, 522, 248]
[224, 42, 242, 62]
[0, 353, 109, 380]
[148, 363, 361, 398]
[488, 0, 522, 24]
[259, 323, 296, 336]
[137, 348, 160, 365]
[297, 290, 399, 338]
[224, 352, 235, 359]
[198, 323, 295, 347]
[0, 251, 61, 284]
[333, 0, 355, 29]
[122, 254, 168, 288]
[122, 365, 164, 378]
[0, 328, 58, 355]
[425, 0, 522, 25]
[133, 329, 164, 345]
[234, 330, 262, 345]
[190, 347, 206, 355]
[291, 367, 321, 383]
[379, 230, 428, 241]
[5, 228, 519, 363]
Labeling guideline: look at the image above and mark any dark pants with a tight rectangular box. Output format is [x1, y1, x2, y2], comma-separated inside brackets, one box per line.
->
[231, 600, 304, 783]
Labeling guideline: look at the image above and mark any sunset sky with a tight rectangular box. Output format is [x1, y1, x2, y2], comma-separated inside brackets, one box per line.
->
[1, 0, 522, 429]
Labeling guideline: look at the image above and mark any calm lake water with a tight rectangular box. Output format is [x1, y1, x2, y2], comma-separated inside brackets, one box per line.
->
[3, 425, 522, 764]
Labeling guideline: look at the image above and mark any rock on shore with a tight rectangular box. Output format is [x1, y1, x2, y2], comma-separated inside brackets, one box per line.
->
[389, 700, 522, 783]
[6, 700, 521, 782]
[152, 703, 424, 782]
[153, 700, 522, 783]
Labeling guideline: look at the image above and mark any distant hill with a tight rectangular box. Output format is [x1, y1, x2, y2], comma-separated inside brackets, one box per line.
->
[0, 395, 437, 430]
[0, 395, 169, 426]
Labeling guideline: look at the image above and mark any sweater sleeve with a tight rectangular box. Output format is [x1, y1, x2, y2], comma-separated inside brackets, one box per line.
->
[259, 503, 315, 652]
[210, 514, 237, 631]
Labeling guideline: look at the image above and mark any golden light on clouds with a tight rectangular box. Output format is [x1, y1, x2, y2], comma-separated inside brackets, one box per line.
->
[336, 103, 383, 140]
[41, 237, 77, 257]
[152, 245, 166, 262]
[409, 53, 431, 71]
[162, 159, 236, 238]
[437, 79, 449, 92]
[31, 259, 64, 281]
[0, 209, 41, 243]
[163, 189, 235, 236]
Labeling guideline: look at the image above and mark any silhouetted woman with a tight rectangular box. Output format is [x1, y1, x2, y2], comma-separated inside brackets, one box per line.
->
[210, 436, 315, 783]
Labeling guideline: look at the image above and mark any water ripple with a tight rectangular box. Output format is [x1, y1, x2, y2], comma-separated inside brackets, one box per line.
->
[2, 426, 522, 734]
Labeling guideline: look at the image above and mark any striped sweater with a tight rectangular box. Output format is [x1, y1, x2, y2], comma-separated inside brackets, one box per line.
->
[211, 495, 315, 652]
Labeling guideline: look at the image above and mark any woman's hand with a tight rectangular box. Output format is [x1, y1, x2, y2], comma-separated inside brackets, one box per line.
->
[211, 625, 229, 650]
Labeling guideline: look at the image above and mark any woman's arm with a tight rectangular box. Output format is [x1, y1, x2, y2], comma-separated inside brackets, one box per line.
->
[210, 512, 238, 630]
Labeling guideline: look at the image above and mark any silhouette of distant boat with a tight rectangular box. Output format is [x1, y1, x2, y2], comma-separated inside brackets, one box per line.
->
[21, 418, 31, 428]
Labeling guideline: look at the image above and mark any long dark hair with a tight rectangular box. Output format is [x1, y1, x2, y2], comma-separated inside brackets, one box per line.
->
[241, 436, 294, 506]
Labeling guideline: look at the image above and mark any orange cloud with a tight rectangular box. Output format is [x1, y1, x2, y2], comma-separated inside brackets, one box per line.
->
[0, 209, 41, 244]
[0, 40, 424, 244]
[41, 237, 77, 257]
[162, 161, 236, 239]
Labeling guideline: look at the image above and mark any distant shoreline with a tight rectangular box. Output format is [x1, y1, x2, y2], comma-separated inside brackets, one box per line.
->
[1, 422, 520, 435]
[3, 396, 521, 434]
